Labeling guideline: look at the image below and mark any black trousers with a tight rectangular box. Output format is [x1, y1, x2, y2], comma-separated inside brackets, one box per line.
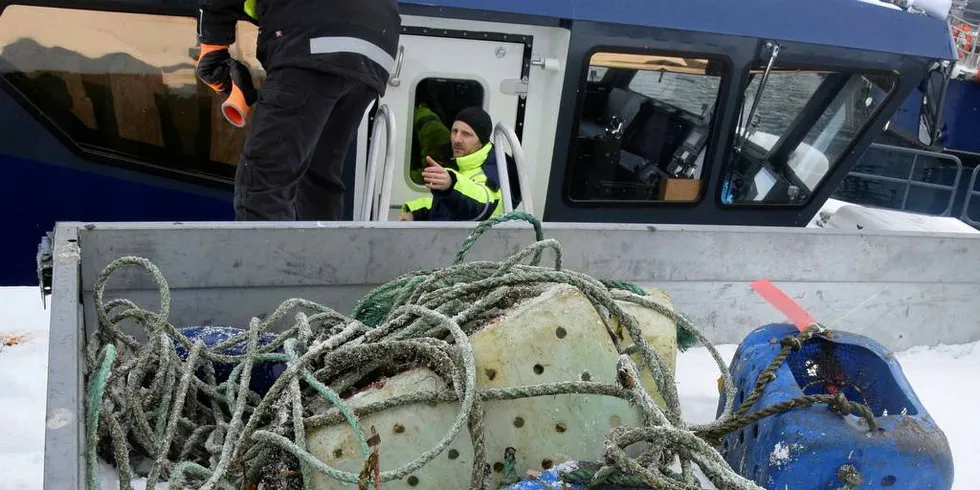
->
[234, 67, 378, 221]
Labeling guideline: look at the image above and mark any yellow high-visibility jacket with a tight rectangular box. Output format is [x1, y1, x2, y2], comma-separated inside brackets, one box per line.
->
[402, 142, 504, 221]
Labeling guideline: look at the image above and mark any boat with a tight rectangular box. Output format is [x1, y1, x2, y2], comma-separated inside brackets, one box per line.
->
[6, 0, 980, 487]
[832, 1, 980, 228]
[1, 0, 974, 288]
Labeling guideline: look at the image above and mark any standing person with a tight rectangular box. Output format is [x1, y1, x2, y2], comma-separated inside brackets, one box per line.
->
[195, 0, 401, 220]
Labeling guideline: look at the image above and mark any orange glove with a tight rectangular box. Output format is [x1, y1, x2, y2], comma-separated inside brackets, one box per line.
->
[196, 44, 258, 127]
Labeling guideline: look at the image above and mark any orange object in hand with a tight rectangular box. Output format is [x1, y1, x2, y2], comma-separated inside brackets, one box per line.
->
[197, 43, 257, 128]
[221, 83, 251, 128]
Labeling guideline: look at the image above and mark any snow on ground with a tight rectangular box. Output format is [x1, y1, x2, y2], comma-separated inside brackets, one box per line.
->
[1, 287, 50, 490]
[2, 285, 979, 489]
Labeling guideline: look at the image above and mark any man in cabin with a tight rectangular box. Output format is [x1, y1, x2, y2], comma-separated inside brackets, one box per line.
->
[399, 107, 508, 221]
[195, 0, 401, 220]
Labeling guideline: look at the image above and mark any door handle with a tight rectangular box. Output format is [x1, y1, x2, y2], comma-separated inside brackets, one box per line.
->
[388, 45, 405, 87]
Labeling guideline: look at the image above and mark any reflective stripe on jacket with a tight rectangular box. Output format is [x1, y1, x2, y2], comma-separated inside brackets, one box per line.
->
[403, 142, 504, 221]
[196, 0, 401, 95]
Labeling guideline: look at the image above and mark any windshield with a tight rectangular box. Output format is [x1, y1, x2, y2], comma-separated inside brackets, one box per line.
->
[724, 69, 896, 204]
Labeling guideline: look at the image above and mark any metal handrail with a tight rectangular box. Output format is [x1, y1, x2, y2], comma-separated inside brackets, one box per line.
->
[961, 165, 980, 227]
[845, 143, 963, 216]
[360, 104, 396, 221]
[491, 121, 534, 215]
[949, 13, 980, 65]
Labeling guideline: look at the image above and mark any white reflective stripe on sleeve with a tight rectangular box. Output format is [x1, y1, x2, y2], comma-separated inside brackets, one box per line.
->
[309, 36, 395, 73]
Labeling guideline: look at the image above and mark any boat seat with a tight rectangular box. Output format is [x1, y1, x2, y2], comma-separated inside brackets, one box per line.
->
[579, 87, 653, 140]
[625, 109, 690, 169]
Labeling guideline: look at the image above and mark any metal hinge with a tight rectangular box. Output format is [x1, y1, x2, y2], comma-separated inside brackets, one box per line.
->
[37, 231, 53, 309]
[500, 77, 528, 97]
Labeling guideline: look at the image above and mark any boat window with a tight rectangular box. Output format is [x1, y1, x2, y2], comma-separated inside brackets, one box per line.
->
[409, 78, 484, 186]
[588, 67, 608, 82]
[567, 52, 725, 203]
[0, 5, 263, 180]
[722, 68, 896, 205]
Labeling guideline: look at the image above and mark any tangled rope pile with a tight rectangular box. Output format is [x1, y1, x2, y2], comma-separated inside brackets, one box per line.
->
[84, 212, 872, 490]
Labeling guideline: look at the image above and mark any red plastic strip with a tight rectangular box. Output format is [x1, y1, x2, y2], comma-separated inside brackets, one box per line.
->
[750, 279, 818, 332]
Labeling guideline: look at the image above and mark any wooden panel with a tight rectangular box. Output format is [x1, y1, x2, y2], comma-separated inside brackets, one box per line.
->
[110, 73, 165, 147]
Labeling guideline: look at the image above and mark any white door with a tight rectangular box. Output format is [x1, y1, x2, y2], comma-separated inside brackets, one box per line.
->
[354, 33, 526, 220]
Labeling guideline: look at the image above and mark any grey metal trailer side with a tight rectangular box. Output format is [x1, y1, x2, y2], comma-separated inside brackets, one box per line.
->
[39, 220, 980, 489]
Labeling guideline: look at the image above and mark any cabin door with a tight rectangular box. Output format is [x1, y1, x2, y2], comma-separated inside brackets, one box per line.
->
[353, 32, 527, 220]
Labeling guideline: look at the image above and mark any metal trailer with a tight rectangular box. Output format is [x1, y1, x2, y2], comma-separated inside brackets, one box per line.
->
[39, 220, 980, 489]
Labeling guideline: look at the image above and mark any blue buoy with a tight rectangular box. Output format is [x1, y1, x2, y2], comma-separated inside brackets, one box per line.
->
[171, 326, 286, 396]
[717, 323, 954, 489]
[498, 463, 652, 489]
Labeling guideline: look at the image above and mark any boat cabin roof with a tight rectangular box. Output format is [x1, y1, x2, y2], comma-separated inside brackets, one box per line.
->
[401, 0, 958, 61]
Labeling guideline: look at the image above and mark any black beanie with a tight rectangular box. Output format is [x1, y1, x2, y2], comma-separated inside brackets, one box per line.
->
[454, 107, 493, 145]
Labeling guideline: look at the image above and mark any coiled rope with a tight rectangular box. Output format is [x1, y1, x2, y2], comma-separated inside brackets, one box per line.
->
[84, 212, 871, 490]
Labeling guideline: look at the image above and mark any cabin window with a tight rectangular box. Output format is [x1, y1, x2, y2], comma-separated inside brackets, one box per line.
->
[567, 52, 725, 203]
[722, 69, 896, 205]
[0, 5, 263, 180]
[409, 78, 485, 186]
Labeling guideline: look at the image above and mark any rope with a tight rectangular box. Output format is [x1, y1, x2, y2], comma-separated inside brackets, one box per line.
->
[82, 211, 873, 490]
[351, 213, 696, 351]
[86, 344, 116, 490]
[695, 324, 877, 446]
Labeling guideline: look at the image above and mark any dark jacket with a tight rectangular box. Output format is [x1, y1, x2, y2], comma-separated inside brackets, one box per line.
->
[197, 0, 401, 95]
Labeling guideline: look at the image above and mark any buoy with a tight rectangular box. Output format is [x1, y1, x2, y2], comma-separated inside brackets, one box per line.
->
[303, 283, 679, 489]
[717, 323, 954, 489]
[500, 461, 652, 489]
[172, 326, 286, 396]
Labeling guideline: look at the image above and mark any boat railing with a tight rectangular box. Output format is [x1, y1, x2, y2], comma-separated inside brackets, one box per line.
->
[360, 104, 397, 221]
[843, 143, 964, 216]
[961, 164, 980, 227]
[949, 13, 980, 69]
[491, 121, 534, 215]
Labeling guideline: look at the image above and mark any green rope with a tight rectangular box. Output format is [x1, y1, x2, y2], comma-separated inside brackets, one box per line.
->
[500, 447, 520, 486]
[353, 215, 697, 351]
[559, 462, 667, 488]
[84, 211, 861, 490]
[86, 344, 116, 490]
[603, 279, 698, 351]
[453, 211, 545, 265]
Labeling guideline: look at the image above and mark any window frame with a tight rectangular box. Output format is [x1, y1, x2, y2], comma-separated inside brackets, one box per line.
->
[405, 76, 488, 189]
[721, 59, 900, 208]
[562, 44, 735, 207]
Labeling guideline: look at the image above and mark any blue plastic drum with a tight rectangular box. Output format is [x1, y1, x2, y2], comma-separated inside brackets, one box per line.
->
[171, 326, 286, 396]
[717, 323, 954, 489]
[499, 463, 652, 490]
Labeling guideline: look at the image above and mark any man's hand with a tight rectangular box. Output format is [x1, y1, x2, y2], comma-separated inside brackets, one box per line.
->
[422, 156, 452, 191]
[398, 212, 414, 221]
[196, 44, 258, 105]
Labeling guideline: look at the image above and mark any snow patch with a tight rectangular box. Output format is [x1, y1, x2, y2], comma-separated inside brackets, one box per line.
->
[768, 441, 801, 468]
